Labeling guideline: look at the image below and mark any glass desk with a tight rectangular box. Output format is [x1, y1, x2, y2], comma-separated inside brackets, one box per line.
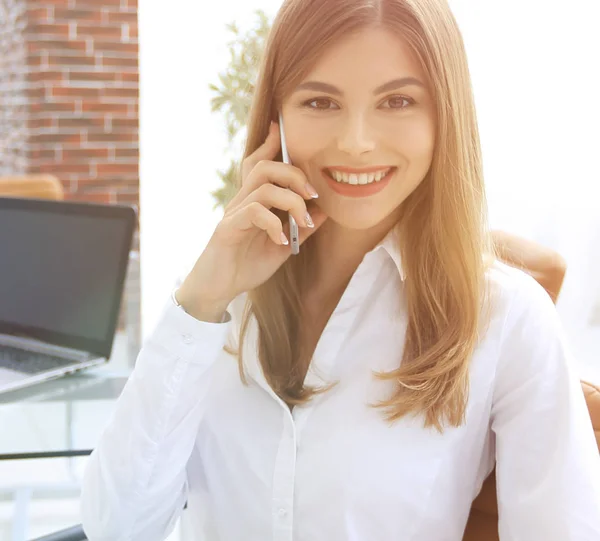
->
[0, 369, 130, 461]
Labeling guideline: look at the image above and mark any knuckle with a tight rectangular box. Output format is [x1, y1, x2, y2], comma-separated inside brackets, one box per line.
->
[247, 201, 263, 215]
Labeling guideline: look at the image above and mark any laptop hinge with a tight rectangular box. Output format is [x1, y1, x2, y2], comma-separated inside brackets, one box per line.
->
[0, 333, 94, 362]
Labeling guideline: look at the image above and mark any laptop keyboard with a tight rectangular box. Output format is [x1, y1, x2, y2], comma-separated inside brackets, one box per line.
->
[0, 344, 79, 375]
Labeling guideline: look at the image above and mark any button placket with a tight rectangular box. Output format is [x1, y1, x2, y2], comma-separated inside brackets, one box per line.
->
[271, 411, 296, 541]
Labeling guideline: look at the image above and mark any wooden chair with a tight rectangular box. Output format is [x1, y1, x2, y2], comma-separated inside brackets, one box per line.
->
[0, 174, 64, 200]
[463, 380, 600, 540]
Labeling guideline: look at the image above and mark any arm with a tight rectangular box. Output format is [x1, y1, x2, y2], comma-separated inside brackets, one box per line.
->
[492, 229, 567, 303]
[80, 293, 232, 541]
[491, 274, 600, 540]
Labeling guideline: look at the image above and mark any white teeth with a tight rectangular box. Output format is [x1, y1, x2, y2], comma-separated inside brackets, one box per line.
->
[329, 168, 391, 185]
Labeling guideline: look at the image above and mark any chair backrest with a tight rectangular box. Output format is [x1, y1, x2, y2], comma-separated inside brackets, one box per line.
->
[0, 174, 64, 200]
[463, 380, 600, 541]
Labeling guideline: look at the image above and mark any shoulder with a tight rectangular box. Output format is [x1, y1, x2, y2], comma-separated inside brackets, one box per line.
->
[485, 259, 570, 391]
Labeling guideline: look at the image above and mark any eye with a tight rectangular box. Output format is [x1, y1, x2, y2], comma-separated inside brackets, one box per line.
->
[381, 95, 415, 110]
[302, 97, 339, 110]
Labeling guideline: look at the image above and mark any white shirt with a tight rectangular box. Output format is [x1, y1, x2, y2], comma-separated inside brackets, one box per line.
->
[80, 228, 600, 541]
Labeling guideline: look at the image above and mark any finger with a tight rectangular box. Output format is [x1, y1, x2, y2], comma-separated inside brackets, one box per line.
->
[235, 160, 317, 212]
[241, 122, 281, 180]
[240, 183, 314, 229]
[229, 201, 288, 246]
[283, 202, 328, 246]
[298, 204, 327, 244]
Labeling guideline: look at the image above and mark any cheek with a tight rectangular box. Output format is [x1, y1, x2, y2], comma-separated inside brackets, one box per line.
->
[285, 122, 327, 166]
[394, 117, 436, 161]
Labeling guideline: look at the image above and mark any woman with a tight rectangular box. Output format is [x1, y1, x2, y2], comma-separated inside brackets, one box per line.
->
[81, 0, 600, 539]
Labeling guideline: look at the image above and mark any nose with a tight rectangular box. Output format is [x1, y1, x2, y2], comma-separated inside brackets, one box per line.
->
[336, 114, 376, 157]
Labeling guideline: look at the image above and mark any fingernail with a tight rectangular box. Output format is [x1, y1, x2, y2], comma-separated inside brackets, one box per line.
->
[280, 232, 289, 245]
[305, 183, 319, 198]
[305, 212, 314, 228]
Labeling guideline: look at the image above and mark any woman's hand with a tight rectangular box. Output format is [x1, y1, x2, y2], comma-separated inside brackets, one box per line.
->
[176, 122, 327, 322]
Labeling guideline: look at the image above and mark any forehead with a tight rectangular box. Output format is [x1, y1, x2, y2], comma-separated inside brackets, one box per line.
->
[303, 27, 425, 84]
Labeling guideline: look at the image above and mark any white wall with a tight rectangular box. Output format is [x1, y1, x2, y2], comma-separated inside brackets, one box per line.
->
[450, 0, 600, 377]
[138, 0, 283, 339]
[139, 0, 599, 376]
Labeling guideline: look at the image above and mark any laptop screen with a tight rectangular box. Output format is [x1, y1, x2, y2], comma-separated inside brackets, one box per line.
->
[0, 197, 136, 358]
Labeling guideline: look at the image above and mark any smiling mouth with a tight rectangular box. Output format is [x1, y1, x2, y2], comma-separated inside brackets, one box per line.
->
[324, 167, 396, 186]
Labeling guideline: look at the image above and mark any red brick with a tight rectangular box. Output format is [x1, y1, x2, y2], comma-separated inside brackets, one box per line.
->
[92, 41, 138, 55]
[30, 132, 83, 145]
[28, 40, 87, 54]
[115, 191, 140, 206]
[58, 116, 105, 129]
[73, 0, 123, 6]
[28, 54, 45, 66]
[47, 54, 96, 66]
[25, 23, 70, 37]
[101, 87, 138, 99]
[30, 102, 75, 113]
[63, 148, 110, 161]
[26, 148, 60, 161]
[81, 101, 129, 114]
[76, 24, 122, 40]
[28, 117, 55, 129]
[68, 71, 117, 83]
[45, 163, 92, 175]
[106, 11, 137, 24]
[101, 56, 137, 68]
[112, 118, 138, 130]
[120, 72, 138, 84]
[66, 191, 112, 204]
[96, 163, 138, 176]
[26, 8, 52, 21]
[51, 86, 100, 99]
[27, 70, 64, 83]
[53, 8, 101, 22]
[87, 132, 138, 143]
[115, 147, 139, 159]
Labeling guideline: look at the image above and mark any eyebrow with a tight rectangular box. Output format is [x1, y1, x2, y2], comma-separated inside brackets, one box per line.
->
[294, 77, 426, 96]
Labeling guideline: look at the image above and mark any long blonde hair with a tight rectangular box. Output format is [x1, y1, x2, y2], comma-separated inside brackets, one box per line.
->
[225, 0, 495, 432]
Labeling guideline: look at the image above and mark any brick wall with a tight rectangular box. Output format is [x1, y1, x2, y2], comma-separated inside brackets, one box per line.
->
[0, 0, 140, 338]
[0, 0, 139, 208]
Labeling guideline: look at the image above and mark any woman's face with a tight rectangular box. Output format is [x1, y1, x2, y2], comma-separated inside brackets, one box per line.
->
[281, 27, 436, 230]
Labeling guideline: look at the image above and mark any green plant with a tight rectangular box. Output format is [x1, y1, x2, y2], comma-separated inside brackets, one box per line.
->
[209, 10, 272, 210]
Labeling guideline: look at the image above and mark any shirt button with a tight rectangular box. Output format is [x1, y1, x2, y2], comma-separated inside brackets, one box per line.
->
[182, 334, 194, 344]
[278, 508, 287, 517]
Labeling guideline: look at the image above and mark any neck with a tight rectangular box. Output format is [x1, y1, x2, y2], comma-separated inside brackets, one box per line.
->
[307, 210, 401, 303]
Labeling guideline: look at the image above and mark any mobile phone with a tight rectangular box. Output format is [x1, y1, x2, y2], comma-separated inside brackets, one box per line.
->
[278, 111, 300, 255]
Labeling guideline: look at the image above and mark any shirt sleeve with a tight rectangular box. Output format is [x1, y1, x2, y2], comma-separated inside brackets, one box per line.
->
[80, 292, 234, 541]
[491, 272, 600, 540]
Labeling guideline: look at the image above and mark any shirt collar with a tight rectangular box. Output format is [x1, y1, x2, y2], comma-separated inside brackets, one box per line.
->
[370, 226, 406, 281]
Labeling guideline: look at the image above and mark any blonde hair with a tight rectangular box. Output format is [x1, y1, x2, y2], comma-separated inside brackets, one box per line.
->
[225, 0, 496, 432]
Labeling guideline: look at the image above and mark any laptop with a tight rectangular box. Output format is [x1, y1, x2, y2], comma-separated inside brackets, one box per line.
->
[0, 196, 137, 394]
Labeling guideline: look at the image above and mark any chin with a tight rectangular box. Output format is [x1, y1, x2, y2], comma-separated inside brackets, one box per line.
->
[324, 209, 392, 231]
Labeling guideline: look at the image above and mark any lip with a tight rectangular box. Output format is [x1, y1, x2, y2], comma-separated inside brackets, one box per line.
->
[322, 167, 396, 198]
[325, 166, 393, 174]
